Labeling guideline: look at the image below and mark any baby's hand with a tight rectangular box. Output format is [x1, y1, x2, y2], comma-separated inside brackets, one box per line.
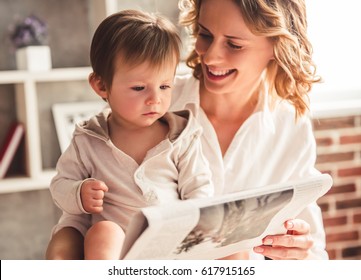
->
[80, 179, 108, 214]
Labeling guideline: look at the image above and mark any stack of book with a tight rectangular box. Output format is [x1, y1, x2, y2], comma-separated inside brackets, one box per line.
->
[0, 123, 25, 179]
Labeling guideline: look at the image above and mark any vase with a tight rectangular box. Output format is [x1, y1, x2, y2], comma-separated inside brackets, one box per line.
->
[15, 45, 52, 72]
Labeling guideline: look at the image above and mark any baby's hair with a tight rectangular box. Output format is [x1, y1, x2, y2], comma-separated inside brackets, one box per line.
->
[179, 0, 321, 117]
[90, 9, 181, 90]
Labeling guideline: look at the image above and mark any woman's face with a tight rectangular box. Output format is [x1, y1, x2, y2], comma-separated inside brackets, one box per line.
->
[195, 0, 274, 97]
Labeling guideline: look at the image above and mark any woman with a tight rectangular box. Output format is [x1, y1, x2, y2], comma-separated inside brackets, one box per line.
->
[172, 0, 326, 259]
[46, 0, 327, 260]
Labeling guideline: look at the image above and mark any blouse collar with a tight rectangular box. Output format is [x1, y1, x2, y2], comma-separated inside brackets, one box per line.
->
[173, 75, 276, 134]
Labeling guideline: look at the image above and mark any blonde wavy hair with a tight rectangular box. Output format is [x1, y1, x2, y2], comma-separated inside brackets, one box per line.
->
[179, 0, 321, 117]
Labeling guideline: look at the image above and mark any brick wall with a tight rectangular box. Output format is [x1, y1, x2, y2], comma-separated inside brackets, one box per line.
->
[313, 114, 361, 260]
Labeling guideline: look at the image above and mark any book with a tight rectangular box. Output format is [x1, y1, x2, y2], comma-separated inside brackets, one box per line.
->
[0, 123, 25, 179]
[120, 174, 333, 259]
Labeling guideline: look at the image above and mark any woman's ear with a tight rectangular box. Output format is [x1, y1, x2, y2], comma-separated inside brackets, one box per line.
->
[89, 73, 108, 99]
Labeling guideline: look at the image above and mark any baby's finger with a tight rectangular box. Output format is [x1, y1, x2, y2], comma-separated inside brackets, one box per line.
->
[88, 199, 104, 213]
[91, 181, 109, 192]
[91, 189, 106, 200]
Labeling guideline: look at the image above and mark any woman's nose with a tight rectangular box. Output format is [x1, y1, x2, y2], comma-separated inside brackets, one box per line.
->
[199, 40, 223, 65]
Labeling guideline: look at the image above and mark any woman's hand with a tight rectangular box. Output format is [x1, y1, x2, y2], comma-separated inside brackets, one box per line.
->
[253, 219, 314, 260]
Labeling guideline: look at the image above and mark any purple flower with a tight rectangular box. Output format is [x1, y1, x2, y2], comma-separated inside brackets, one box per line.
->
[10, 15, 48, 49]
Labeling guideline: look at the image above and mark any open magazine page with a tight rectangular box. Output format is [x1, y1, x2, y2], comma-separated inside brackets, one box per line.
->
[122, 174, 333, 260]
[173, 189, 294, 259]
[121, 199, 200, 259]
[174, 175, 332, 259]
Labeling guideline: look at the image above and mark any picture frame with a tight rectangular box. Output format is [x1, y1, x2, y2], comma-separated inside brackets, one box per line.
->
[52, 101, 106, 153]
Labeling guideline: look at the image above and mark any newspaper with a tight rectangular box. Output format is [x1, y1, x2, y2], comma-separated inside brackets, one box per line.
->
[120, 174, 333, 260]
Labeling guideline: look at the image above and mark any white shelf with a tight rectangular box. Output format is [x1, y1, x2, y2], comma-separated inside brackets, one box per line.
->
[0, 67, 92, 84]
[0, 170, 56, 194]
[0, 67, 92, 193]
[0, 0, 113, 194]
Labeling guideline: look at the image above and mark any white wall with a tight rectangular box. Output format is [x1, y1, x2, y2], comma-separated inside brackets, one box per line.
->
[307, 0, 361, 95]
[306, 0, 361, 117]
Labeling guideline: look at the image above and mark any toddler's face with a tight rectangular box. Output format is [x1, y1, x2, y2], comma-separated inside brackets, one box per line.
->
[107, 58, 176, 129]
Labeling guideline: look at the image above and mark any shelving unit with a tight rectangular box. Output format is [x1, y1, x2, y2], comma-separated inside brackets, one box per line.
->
[0, 0, 189, 194]
[0, 64, 190, 194]
[0, 67, 92, 193]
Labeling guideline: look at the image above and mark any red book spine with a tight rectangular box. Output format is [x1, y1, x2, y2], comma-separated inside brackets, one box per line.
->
[0, 123, 25, 178]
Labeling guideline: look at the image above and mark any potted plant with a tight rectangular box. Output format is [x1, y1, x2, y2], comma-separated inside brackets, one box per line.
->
[10, 15, 52, 71]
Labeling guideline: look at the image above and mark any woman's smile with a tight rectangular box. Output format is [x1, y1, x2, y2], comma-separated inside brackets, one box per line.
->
[206, 65, 236, 81]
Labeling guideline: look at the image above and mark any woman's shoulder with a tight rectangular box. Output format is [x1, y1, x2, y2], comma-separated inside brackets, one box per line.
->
[272, 100, 313, 132]
[173, 73, 196, 94]
[171, 74, 200, 112]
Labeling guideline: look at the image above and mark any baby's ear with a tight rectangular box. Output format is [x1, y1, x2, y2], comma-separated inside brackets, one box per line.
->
[89, 73, 108, 99]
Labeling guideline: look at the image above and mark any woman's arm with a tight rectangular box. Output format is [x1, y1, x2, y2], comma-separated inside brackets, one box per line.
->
[253, 117, 328, 260]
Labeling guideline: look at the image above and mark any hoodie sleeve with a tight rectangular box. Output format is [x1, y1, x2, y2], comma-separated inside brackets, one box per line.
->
[176, 122, 215, 200]
[50, 137, 90, 215]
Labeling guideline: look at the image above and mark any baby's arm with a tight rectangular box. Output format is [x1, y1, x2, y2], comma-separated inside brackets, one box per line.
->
[50, 138, 94, 215]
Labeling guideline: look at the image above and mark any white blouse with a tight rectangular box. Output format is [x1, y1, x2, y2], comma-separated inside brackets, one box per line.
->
[170, 74, 328, 259]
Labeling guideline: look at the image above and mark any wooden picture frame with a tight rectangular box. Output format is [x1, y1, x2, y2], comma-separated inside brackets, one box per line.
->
[52, 101, 106, 153]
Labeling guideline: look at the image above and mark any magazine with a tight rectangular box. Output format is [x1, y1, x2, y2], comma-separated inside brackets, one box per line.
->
[120, 174, 333, 260]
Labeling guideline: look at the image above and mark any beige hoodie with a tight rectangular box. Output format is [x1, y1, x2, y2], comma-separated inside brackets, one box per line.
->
[50, 108, 213, 233]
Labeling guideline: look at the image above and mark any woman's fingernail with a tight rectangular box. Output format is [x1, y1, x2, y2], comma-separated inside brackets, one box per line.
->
[287, 221, 294, 229]
[254, 247, 264, 253]
[264, 238, 273, 245]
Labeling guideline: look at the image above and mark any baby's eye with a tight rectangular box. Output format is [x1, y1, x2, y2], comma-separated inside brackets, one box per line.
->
[131, 86, 145, 91]
[160, 85, 171, 90]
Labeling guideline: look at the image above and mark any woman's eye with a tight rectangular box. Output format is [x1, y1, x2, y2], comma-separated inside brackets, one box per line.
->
[228, 42, 242, 50]
[198, 32, 212, 39]
[131, 86, 145, 91]
[160, 85, 171, 90]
